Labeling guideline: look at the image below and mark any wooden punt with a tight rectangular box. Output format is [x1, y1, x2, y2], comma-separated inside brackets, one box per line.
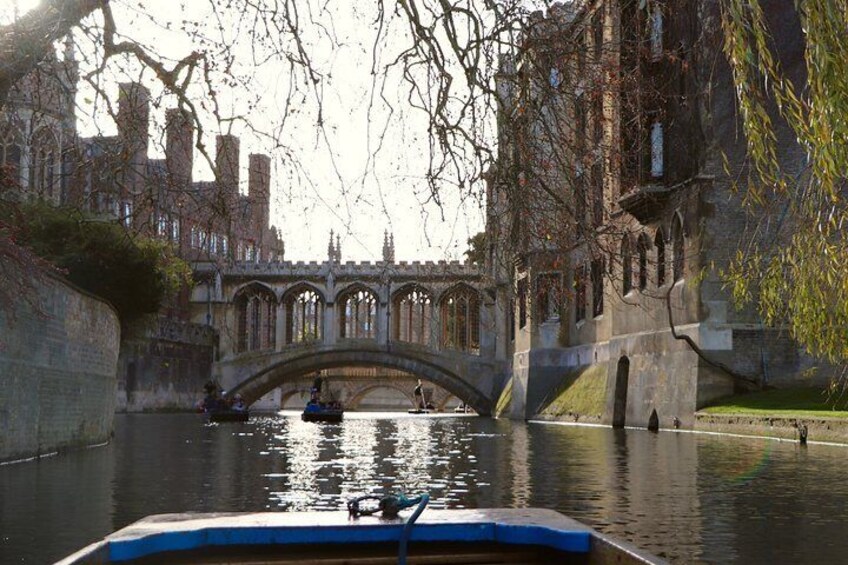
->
[57, 509, 665, 565]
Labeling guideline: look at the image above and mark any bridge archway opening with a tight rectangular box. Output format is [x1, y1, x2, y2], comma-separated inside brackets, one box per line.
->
[347, 384, 417, 412]
[227, 348, 493, 415]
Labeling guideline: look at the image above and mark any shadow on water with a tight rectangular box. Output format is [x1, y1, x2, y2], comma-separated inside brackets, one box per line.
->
[2, 413, 848, 563]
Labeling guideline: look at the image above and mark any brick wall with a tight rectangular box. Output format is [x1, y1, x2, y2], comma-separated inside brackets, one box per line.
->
[0, 274, 120, 463]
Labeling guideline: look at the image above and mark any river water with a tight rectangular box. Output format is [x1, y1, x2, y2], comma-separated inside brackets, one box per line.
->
[1, 412, 846, 564]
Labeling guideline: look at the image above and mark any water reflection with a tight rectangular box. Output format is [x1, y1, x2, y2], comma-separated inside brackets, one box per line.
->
[3, 414, 848, 563]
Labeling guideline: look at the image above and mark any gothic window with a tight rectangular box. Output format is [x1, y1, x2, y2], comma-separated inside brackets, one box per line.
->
[0, 126, 22, 186]
[121, 201, 133, 228]
[285, 285, 323, 344]
[392, 285, 432, 345]
[655, 228, 666, 287]
[170, 218, 180, 242]
[575, 265, 587, 323]
[339, 285, 378, 340]
[622, 237, 633, 295]
[591, 259, 605, 317]
[650, 120, 664, 178]
[440, 285, 480, 354]
[156, 214, 169, 238]
[234, 283, 277, 352]
[30, 128, 59, 200]
[190, 225, 200, 248]
[637, 234, 649, 291]
[672, 214, 685, 282]
[649, 1, 664, 62]
[537, 272, 562, 322]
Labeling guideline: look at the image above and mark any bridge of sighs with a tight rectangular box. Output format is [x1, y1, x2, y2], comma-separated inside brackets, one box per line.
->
[190, 257, 510, 415]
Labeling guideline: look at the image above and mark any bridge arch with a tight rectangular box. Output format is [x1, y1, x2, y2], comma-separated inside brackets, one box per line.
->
[231, 280, 277, 303]
[347, 383, 417, 410]
[225, 347, 493, 415]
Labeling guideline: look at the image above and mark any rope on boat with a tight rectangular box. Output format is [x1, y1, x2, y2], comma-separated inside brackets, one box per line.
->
[346, 492, 430, 565]
[398, 494, 429, 565]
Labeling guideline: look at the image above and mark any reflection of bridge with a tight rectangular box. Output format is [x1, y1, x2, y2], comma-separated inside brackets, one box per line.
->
[190, 257, 510, 415]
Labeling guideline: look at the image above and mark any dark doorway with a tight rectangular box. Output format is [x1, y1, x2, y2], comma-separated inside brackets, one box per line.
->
[612, 356, 629, 428]
[648, 408, 659, 432]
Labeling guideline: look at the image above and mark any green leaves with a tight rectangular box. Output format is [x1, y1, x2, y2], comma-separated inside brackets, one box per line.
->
[721, 0, 848, 363]
[1, 200, 192, 332]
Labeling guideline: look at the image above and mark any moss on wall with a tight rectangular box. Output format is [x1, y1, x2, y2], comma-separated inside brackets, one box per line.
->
[537, 364, 608, 421]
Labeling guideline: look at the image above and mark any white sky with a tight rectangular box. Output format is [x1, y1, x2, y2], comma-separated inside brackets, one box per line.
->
[6, 0, 489, 262]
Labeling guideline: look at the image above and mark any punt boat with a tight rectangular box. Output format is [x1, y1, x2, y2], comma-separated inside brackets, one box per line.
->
[57, 508, 664, 564]
[302, 401, 344, 423]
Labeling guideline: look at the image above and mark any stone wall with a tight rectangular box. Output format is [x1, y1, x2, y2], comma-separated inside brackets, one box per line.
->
[116, 318, 216, 412]
[0, 274, 120, 463]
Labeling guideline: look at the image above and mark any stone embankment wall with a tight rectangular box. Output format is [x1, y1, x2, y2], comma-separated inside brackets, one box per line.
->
[0, 274, 120, 463]
[695, 413, 848, 444]
[116, 318, 216, 412]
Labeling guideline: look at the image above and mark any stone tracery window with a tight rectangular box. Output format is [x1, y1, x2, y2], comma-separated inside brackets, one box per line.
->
[440, 285, 480, 354]
[536, 272, 562, 322]
[0, 127, 22, 186]
[655, 228, 666, 287]
[234, 283, 277, 352]
[285, 285, 323, 344]
[30, 127, 59, 200]
[338, 285, 377, 340]
[637, 234, 650, 291]
[392, 285, 432, 345]
[622, 236, 633, 295]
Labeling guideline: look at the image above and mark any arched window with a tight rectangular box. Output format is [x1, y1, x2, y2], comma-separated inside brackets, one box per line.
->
[440, 285, 480, 354]
[338, 285, 377, 340]
[234, 284, 277, 352]
[0, 127, 22, 187]
[284, 285, 324, 344]
[655, 228, 666, 287]
[622, 236, 633, 295]
[637, 234, 649, 291]
[30, 128, 59, 201]
[393, 285, 432, 345]
[672, 214, 685, 282]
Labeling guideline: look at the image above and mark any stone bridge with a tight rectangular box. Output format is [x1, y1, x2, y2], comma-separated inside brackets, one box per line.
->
[189, 256, 510, 415]
[275, 368, 463, 411]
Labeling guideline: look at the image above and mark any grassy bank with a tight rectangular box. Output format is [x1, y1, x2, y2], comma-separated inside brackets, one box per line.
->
[701, 387, 848, 419]
[537, 364, 606, 420]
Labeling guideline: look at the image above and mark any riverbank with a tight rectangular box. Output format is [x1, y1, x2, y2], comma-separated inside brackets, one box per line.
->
[694, 387, 848, 444]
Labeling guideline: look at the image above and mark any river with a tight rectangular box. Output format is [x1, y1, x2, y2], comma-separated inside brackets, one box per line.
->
[1, 412, 845, 564]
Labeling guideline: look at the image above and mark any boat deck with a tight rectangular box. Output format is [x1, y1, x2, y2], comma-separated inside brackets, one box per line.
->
[58, 509, 664, 565]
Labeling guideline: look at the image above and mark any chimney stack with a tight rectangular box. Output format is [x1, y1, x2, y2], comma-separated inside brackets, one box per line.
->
[215, 134, 240, 199]
[248, 153, 270, 231]
[117, 82, 150, 192]
[166, 109, 194, 187]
